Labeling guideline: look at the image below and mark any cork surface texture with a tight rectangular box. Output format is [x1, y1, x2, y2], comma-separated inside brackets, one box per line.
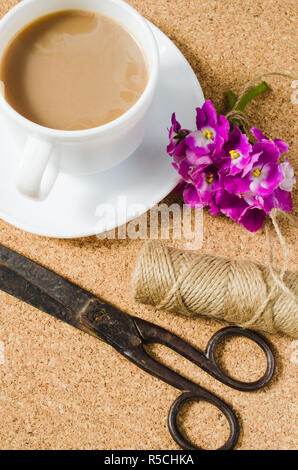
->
[0, 0, 297, 450]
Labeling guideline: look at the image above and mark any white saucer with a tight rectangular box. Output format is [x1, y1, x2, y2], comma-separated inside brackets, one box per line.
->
[0, 22, 204, 238]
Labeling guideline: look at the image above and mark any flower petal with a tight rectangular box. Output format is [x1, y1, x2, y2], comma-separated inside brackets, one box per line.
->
[262, 162, 284, 187]
[279, 158, 296, 192]
[216, 190, 247, 221]
[274, 139, 289, 154]
[170, 113, 181, 132]
[242, 151, 262, 177]
[250, 127, 267, 141]
[272, 187, 293, 212]
[223, 174, 251, 194]
[177, 160, 191, 179]
[186, 148, 211, 166]
[201, 100, 217, 127]
[195, 106, 207, 129]
[239, 206, 266, 232]
[183, 184, 204, 208]
[252, 141, 280, 164]
[217, 115, 230, 141]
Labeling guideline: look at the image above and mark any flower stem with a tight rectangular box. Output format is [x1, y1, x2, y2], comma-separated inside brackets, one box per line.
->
[225, 81, 269, 131]
[226, 90, 237, 111]
[235, 81, 269, 111]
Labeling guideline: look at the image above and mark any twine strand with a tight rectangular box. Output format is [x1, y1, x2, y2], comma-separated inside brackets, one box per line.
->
[225, 71, 298, 135]
[225, 110, 251, 134]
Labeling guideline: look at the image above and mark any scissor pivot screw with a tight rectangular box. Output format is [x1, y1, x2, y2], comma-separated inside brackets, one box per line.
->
[87, 311, 104, 323]
[94, 312, 104, 322]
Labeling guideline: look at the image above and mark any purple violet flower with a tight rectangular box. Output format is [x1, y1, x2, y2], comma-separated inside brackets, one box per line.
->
[183, 165, 221, 215]
[250, 158, 296, 213]
[224, 141, 283, 197]
[216, 190, 266, 232]
[245, 158, 283, 197]
[167, 113, 190, 158]
[214, 126, 253, 175]
[185, 101, 230, 155]
[251, 127, 289, 154]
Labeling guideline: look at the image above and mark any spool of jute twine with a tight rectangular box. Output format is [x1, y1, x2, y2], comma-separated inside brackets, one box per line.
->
[131, 238, 298, 338]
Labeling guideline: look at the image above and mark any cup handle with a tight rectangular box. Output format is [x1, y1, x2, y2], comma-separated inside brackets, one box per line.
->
[16, 136, 58, 200]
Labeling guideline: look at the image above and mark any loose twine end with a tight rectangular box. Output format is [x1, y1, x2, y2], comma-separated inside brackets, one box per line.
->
[225, 71, 298, 137]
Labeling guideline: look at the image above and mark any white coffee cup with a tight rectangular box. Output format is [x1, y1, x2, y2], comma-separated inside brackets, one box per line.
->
[0, 0, 159, 200]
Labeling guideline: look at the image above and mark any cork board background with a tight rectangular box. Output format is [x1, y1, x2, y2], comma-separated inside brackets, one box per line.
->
[0, 0, 297, 450]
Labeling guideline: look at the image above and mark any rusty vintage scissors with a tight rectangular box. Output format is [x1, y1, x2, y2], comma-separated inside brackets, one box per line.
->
[0, 245, 275, 450]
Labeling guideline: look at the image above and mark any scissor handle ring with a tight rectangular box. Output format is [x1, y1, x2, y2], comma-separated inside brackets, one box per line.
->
[168, 390, 239, 450]
[205, 326, 275, 391]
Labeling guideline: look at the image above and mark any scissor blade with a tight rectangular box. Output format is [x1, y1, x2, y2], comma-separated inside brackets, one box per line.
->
[0, 244, 95, 326]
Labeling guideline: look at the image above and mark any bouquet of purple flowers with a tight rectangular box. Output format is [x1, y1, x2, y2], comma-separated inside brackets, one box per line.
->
[167, 99, 295, 232]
